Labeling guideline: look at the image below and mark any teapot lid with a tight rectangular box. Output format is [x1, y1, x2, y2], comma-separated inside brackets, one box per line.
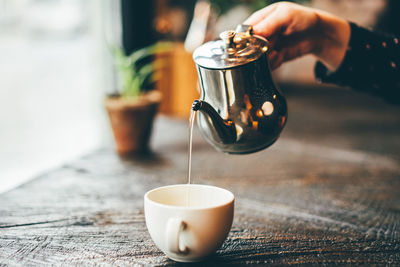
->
[193, 24, 269, 70]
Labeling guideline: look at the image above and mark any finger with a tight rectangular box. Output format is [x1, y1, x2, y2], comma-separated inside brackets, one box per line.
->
[268, 39, 314, 71]
[243, 4, 277, 26]
[273, 34, 302, 51]
[276, 40, 313, 64]
[267, 49, 283, 71]
[252, 10, 291, 38]
[268, 50, 278, 63]
[269, 50, 284, 71]
[266, 35, 278, 50]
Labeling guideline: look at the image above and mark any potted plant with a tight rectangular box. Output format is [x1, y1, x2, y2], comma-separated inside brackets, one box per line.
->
[105, 43, 169, 155]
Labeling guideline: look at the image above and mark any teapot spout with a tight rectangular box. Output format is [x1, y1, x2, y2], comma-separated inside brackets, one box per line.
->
[192, 100, 237, 144]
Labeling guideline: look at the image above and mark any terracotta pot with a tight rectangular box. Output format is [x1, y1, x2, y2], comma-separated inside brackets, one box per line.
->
[105, 90, 162, 155]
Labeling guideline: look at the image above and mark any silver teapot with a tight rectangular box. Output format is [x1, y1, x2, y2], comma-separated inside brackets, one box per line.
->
[192, 24, 287, 154]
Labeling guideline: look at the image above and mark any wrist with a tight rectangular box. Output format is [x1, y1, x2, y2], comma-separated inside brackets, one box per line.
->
[312, 11, 351, 71]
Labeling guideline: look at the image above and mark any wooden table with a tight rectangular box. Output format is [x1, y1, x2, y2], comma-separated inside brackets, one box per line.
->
[1, 84, 400, 265]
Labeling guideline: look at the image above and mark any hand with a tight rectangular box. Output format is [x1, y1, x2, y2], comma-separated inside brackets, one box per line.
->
[244, 2, 351, 71]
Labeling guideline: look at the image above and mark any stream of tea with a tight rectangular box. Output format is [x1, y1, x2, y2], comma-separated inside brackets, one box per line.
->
[187, 109, 196, 185]
[186, 109, 197, 207]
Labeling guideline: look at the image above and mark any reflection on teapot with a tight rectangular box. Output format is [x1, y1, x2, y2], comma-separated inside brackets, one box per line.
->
[192, 24, 287, 154]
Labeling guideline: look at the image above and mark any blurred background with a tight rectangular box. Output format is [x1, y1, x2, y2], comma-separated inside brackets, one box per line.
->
[0, 0, 397, 193]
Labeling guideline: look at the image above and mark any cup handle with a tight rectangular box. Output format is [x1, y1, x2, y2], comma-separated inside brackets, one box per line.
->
[166, 218, 189, 254]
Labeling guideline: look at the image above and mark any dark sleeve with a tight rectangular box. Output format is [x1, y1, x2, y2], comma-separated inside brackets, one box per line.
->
[314, 22, 400, 104]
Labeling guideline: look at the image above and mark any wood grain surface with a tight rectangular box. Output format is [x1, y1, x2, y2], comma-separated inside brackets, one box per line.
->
[1, 84, 399, 266]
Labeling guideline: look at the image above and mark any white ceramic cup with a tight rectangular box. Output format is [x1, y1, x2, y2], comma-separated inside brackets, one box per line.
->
[144, 184, 235, 262]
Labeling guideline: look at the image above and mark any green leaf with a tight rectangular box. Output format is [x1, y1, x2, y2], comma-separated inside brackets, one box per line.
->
[137, 63, 154, 79]
[110, 42, 173, 98]
[128, 42, 172, 66]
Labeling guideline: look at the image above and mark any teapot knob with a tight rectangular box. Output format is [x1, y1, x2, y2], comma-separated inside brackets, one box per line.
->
[219, 30, 235, 48]
[235, 24, 253, 36]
